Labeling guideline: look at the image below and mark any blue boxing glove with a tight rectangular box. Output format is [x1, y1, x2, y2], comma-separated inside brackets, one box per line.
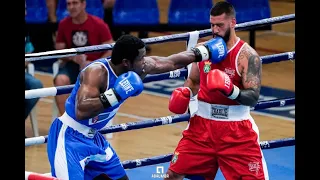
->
[114, 71, 144, 99]
[99, 71, 144, 108]
[191, 36, 227, 64]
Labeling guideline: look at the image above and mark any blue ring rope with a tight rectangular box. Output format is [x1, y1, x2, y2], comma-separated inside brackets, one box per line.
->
[121, 137, 295, 170]
[25, 14, 295, 61]
[25, 51, 295, 99]
[25, 96, 294, 147]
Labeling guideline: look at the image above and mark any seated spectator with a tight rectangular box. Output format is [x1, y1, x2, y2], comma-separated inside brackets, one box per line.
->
[54, 0, 114, 115]
[25, 4, 43, 138]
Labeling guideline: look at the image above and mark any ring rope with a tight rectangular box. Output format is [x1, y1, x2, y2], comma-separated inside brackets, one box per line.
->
[25, 14, 295, 62]
[36, 137, 294, 179]
[25, 51, 295, 100]
[25, 96, 294, 147]
[25, 68, 188, 99]
[121, 137, 295, 170]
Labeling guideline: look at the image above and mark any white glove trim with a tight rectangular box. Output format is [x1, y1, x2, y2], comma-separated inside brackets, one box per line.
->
[196, 46, 210, 61]
[103, 89, 119, 106]
[185, 87, 194, 98]
[228, 85, 240, 100]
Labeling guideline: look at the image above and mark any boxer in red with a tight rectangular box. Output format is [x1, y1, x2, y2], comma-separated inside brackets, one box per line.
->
[166, 2, 269, 180]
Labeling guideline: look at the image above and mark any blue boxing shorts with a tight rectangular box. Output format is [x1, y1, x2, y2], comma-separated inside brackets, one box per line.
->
[47, 113, 126, 180]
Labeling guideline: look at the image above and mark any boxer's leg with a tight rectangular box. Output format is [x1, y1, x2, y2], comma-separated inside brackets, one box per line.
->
[47, 119, 89, 179]
[84, 132, 127, 180]
[48, 119, 103, 180]
[165, 115, 218, 180]
[47, 118, 61, 178]
[217, 119, 269, 180]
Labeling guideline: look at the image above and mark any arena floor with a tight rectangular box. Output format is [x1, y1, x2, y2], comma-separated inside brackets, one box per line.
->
[25, 0, 295, 178]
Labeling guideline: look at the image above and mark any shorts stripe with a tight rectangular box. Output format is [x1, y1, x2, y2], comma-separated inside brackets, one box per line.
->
[249, 117, 269, 180]
[79, 146, 114, 170]
[54, 124, 69, 180]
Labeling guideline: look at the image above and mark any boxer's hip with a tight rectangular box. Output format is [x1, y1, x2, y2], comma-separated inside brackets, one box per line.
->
[58, 112, 98, 139]
[183, 101, 257, 143]
[47, 113, 109, 153]
[195, 100, 251, 121]
[47, 115, 111, 159]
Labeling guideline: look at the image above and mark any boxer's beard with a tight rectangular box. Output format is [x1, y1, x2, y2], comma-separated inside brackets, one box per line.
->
[222, 27, 231, 43]
[213, 27, 231, 43]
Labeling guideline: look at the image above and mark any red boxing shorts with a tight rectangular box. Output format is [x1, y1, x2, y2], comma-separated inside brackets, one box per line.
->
[169, 101, 269, 180]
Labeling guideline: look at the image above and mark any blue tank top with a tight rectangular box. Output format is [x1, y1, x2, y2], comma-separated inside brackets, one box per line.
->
[65, 58, 124, 130]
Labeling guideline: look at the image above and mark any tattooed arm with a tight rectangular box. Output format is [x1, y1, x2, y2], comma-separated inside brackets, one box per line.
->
[236, 44, 262, 107]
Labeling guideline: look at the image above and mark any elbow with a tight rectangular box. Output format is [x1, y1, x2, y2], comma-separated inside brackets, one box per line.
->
[171, 63, 184, 72]
[75, 110, 87, 120]
[75, 104, 88, 120]
[250, 93, 260, 107]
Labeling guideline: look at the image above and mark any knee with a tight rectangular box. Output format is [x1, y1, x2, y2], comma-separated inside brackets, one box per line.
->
[54, 74, 70, 86]
[165, 169, 184, 180]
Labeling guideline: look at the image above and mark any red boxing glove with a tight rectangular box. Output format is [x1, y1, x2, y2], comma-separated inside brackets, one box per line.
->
[169, 87, 192, 114]
[207, 69, 240, 100]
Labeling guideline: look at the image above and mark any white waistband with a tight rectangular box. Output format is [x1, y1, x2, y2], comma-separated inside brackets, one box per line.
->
[195, 101, 251, 121]
[58, 112, 97, 138]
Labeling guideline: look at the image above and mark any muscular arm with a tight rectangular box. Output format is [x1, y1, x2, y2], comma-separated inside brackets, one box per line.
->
[236, 44, 262, 107]
[75, 64, 108, 120]
[143, 51, 197, 75]
[184, 62, 200, 96]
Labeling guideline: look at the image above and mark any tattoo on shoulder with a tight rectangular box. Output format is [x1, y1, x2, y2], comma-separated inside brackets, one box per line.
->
[240, 45, 262, 90]
[238, 44, 256, 62]
[245, 55, 261, 90]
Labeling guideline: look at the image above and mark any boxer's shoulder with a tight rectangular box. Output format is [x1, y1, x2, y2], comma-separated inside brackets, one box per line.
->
[239, 43, 259, 59]
[79, 63, 109, 88]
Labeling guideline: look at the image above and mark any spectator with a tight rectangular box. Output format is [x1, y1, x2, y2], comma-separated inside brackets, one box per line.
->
[25, 2, 43, 138]
[54, 0, 114, 115]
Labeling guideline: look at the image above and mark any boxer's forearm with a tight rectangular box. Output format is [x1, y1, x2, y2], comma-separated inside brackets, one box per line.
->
[184, 78, 199, 97]
[76, 97, 105, 120]
[146, 51, 196, 74]
[235, 89, 259, 107]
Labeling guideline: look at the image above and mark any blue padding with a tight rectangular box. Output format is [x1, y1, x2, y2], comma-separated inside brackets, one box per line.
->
[112, 0, 160, 25]
[228, 0, 271, 23]
[168, 0, 213, 25]
[25, 0, 48, 23]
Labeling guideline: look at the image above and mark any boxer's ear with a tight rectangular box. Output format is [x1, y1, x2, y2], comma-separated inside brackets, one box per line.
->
[231, 17, 236, 28]
[122, 59, 131, 68]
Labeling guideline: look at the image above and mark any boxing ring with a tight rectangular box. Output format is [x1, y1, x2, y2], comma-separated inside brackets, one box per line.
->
[25, 14, 295, 180]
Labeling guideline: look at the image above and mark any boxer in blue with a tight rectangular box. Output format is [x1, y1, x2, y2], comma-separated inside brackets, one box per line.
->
[46, 34, 227, 180]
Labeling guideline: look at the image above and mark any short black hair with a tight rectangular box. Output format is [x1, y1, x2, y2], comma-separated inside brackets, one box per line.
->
[210, 1, 235, 17]
[111, 34, 146, 65]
